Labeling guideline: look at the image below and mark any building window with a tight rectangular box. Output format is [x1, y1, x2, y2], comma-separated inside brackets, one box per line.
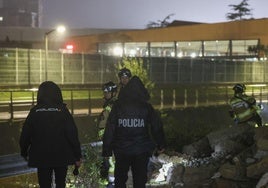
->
[98, 43, 123, 56]
[204, 40, 229, 56]
[232, 40, 258, 56]
[150, 42, 175, 57]
[124, 42, 148, 57]
[176, 41, 202, 58]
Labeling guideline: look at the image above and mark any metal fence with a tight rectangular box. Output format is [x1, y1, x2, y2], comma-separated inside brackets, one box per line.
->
[1, 84, 267, 121]
[0, 48, 267, 87]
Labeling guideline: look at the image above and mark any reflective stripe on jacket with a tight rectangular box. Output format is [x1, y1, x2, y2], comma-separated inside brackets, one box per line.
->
[229, 94, 258, 123]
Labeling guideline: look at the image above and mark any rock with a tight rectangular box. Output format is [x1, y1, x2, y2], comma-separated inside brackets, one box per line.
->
[254, 150, 268, 159]
[254, 126, 268, 141]
[207, 124, 255, 152]
[212, 178, 257, 188]
[247, 156, 268, 178]
[256, 172, 268, 188]
[166, 164, 184, 186]
[214, 140, 246, 154]
[219, 162, 246, 181]
[182, 164, 218, 184]
[182, 137, 212, 158]
[256, 138, 268, 151]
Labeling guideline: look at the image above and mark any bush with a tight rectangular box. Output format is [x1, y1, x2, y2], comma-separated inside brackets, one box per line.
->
[161, 105, 233, 152]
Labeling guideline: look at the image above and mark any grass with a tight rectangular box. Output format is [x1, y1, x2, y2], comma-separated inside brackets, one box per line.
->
[0, 173, 38, 188]
[0, 89, 103, 102]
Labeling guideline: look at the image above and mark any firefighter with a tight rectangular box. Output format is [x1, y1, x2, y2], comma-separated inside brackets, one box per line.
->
[98, 81, 117, 187]
[229, 83, 262, 127]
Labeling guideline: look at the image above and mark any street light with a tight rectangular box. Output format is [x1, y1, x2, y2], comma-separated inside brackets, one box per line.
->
[44, 25, 66, 81]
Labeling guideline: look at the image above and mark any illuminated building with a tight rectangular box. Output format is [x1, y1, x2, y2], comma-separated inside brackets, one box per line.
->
[66, 18, 268, 60]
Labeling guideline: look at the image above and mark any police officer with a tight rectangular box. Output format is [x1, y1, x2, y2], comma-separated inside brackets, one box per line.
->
[229, 83, 262, 127]
[118, 67, 132, 88]
[98, 81, 117, 187]
[20, 81, 82, 188]
[102, 75, 166, 188]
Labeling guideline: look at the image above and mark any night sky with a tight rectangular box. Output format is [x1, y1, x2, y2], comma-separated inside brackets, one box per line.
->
[42, 0, 268, 29]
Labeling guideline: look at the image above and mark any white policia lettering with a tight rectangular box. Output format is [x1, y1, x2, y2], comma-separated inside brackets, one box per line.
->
[118, 118, 145, 127]
[36, 108, 61, 112]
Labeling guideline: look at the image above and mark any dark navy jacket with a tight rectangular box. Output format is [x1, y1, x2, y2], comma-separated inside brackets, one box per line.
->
[102, 76, 166, 157]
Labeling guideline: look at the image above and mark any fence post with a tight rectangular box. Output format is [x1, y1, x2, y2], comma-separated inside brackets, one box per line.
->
[172, 89, 176, 109]
[9, 91, 14, 120]
[184, 89, 187, 107]
[70, 90, 74, 115]
[88, 90, 91, 115]
[225, 85, 229, 104]
[195, 89, 199, 107]
[31, 91, 35, 106]
[160, 89, 163, 109]
[61, 53, 64, 85]
[16, 48, 19, 85]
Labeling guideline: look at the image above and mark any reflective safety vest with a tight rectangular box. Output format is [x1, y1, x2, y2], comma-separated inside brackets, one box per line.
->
[98, 97, 117, 129]
[229, 94, 259, 123]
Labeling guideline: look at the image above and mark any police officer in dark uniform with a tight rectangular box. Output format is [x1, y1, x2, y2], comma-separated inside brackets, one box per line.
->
[118, 67, 132, 88]
[102, 75, 166, 188]
[20, 81, 82, 188]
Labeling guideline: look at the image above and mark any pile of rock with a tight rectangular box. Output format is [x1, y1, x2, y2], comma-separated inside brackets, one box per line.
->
[148, 124, 268, 188]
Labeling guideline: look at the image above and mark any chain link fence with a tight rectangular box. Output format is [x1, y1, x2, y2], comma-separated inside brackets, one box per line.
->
[0, 48, 267, 87]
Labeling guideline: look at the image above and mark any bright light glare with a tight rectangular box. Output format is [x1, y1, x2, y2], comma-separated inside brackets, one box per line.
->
[29, 88, 38, 92]
[191, 52, 197, 58]
[129, 49, 136, 56]
[56, 25, 66, 33]
[177, 52, 183, 58]
[247, 84, 267, 87]
[66, 44, 73, 50]
[113, 47, 123, 56]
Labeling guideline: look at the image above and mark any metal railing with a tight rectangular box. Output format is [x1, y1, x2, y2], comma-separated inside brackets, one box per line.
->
[1, 84, 267, 121]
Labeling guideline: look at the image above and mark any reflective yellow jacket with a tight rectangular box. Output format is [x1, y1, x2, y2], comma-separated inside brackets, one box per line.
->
[229, 93, 260, 123]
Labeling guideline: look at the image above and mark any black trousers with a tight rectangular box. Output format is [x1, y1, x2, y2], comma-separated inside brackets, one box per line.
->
[37, 166, 68, 188]
[114, 152, 150, 188]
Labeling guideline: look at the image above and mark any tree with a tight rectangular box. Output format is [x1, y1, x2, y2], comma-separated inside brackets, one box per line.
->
[146, 13, 175, 29]
[226, 0, 253, 21]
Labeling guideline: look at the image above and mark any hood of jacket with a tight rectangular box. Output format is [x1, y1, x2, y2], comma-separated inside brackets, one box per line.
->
[118, 76, 150, 102]
[37, 81, 63, 105]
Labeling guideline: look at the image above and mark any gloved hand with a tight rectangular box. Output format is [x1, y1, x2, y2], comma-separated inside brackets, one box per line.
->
[73, 159, 82, 176]
[229, 110, 235, 118]
[73, 165, 79, 176]
[234, 118, 239, 124]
